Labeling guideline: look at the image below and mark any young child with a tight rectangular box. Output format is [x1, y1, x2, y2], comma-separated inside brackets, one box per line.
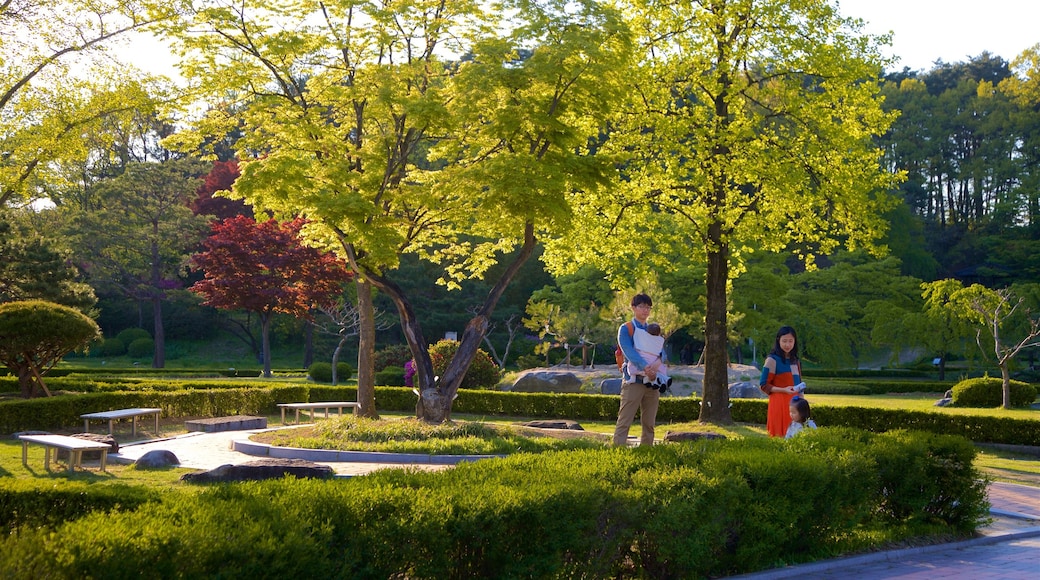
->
[633, 323, 671, 391]
[785, 395, 817, 438]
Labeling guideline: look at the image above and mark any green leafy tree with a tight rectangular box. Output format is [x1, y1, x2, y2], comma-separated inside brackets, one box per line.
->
[787, 254, 921, 367]
[911, 279, 974, 379]
[952, 284, 1040, 409]
[162, 0, 634, 422]
[0, 300, 100, 397]
[0, 214, 96, 311]
[548, 0, 900, 422]
[0, 0, 170, 207]
[63, 159, 211, 368]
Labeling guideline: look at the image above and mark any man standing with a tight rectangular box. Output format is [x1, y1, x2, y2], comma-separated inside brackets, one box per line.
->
[613, 293, 663, 446]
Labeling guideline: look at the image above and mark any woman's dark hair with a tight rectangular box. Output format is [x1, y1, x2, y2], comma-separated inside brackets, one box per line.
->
[791, 396, 811, 422]
[769, 325, 799, 362]
[631, 293, 653, 308]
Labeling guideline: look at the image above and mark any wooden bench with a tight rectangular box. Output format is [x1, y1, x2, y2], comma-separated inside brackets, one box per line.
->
[19, 434, 110, 472]
[277, 402, 360, 424]
[80, 408, 162, 437]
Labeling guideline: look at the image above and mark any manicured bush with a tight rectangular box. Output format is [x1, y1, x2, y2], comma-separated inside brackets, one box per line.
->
[428, 339, 501, 390]
[0, 480, 159, 533]
[0, 430, 987, 579]
[0, 384, 310, 432]
[97, 338, 126, 357]
[374, 366, 406, 386]
[126, 338, 155, 358]
[115, 328, 151, 345]
[373, 344, 413, 372]
[951, 376, 1037, 408]
[308, 362, 353, 383]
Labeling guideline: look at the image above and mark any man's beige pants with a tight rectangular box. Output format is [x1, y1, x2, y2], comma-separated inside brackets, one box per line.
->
[613, 381, 660, 446]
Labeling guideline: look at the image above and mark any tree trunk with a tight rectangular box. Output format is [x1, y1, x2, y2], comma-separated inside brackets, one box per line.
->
[152, 295, 165, 368]
[1000, 363, 1012, 409]
[303, 320, 314, 369]
[260, 311, 272, 378]
[355, 277, 378, 419]
[699, 228, 734, 424]
[346, 223, 537, 423]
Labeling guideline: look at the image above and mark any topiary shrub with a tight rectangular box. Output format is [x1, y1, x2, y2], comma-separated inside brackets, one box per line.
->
[428, 339, 501, 390]
[116, 327, 151, 345]
[373, 344, 413, 372]
[0, 300, 101, 398]
[127, 337, 155, 358]
[309, 362, 353, 384]
[951, 376, 1037, 408]
[375, 366, 407, 386]
[98, 337, 126, 357]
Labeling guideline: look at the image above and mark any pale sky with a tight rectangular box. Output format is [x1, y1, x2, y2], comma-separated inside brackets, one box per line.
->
[116, 1, 1040, 79]
[836, 0, 1040, 72]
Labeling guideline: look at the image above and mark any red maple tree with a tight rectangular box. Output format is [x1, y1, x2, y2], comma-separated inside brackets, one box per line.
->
[191, 160, 252, 220]
[190, 216, 351, 376]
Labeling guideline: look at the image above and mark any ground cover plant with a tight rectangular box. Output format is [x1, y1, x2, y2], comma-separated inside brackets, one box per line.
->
[251, 417, 610, 455]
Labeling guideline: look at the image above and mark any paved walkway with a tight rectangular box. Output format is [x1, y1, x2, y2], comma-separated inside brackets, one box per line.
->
[112, 430, 1040, 579]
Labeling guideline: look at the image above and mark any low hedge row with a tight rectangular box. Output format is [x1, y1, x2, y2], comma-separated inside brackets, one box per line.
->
[0, 429, 987, 579]
[0, 386, 309, 433]
[802, 368, 935, 378]
[0, 367, 265, 379]
[2, 383, 1036, 446]
[0, 479, 160, 534]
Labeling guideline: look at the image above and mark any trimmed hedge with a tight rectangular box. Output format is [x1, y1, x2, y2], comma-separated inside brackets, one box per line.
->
[1, 381, 1036, 446]
[0, 385, 309, 432]
[952, 377, 1037, 408]
[374, 366, 407, 386]
[0, 429, 987, 578]
[0, 479, 160, 534]
[308, 362, 353, 383]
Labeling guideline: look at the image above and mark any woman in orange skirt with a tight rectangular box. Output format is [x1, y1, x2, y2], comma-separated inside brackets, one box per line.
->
[759, 326, 803, 437]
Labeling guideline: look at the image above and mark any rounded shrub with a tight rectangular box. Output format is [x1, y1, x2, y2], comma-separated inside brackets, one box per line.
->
[127, 337, 155, 358]
[116, 327, 151, 345]
[98, 337, 126, 356]
[951, 376, 1037, 407]
[428, 339, 501, 390]
[375, 365, 407, 386]
[309, 362, 354, 383]
[373, 344, 413, 372]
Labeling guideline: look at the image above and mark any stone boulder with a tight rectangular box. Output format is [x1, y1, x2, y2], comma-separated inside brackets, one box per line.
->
[511, 371, 582, 393]
[663, 431, 727, 443]
[135, 449, 180, 469]
[600, 378, 622, 395]
[180, 458, 335, 483]
[521, 420, 584, 431]
[728, 381, 766, 399]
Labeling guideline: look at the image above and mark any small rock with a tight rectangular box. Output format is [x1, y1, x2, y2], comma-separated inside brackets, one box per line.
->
[180, 458, 335, 483]
[600, 378, 623, 395]
[663, 431, 727, 443]
[522, 420, 584, 431]
[511, 371, 583, 393]
[135, 449, 180, 468]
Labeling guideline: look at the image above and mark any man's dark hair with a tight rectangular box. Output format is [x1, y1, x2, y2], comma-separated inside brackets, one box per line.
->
[631, 293, 652, 308]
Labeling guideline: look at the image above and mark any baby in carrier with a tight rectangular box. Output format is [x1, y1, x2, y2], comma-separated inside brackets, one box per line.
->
[634, 323, 672, 393]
